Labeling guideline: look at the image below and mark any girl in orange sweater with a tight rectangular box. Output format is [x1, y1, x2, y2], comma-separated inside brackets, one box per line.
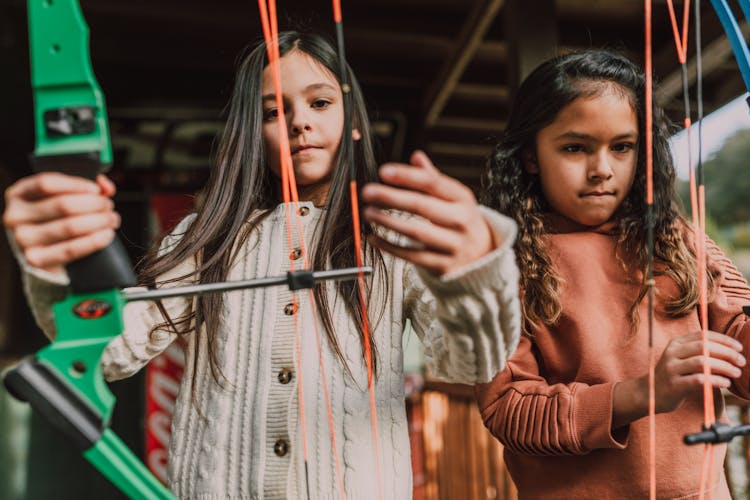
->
[477, 49, 750, 499]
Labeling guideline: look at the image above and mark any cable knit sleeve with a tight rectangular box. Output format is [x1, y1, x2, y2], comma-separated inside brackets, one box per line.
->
[403, 206, 521, 384]
[10, 216, 197, 382]
[101, 215, 197, 381]
[475, 335, 628, 456]
[10, 231, 70, 341]
[703, 238, 750, 400]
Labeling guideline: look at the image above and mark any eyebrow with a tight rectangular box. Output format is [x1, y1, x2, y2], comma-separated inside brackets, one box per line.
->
[262, 82, 339, 102]
[554, 131, 638, 141]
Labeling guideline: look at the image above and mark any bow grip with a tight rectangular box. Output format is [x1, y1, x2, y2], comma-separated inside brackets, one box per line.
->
[32, 152, 136, 293]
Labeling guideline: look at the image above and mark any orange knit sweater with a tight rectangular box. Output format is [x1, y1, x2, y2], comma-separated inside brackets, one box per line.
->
[476, 215, 750, 499]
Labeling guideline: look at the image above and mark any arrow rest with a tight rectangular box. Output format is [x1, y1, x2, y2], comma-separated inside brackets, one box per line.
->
[684, 422, 750, 445]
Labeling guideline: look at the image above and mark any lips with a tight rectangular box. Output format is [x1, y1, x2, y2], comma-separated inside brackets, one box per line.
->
[581, 191, 614, 197]
[291, 144, 320, 155]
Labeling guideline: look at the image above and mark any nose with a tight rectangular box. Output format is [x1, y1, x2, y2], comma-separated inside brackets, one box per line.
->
[588, 149, 614, 181]
[289, 107, 312, 135]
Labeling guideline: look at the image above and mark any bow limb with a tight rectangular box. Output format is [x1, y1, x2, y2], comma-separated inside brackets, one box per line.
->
[709, 0, 750, 107]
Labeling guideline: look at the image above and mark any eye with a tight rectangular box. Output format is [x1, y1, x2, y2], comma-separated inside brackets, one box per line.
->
[562, 144, 585, 153]
[612, 142, 635, 154]
[263, 108, 278, 121]
[312, 99, 331, 109]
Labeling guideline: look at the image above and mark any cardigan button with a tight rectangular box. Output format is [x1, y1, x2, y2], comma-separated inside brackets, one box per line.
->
[283, 303, 298, 316]
[289, 248, 303, 260]
[298, 206, 310, 216]
[278, 368, 293, 384]
[274, 439, 289, 457]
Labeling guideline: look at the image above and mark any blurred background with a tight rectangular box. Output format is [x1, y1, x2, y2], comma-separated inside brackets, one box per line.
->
[1, 0, 749, 498]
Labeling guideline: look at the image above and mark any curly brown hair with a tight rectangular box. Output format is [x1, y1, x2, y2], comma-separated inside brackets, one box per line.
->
[480, 50, 717, 333]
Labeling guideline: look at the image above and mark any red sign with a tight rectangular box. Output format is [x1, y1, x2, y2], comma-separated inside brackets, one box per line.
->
[145, 193, 193, 484]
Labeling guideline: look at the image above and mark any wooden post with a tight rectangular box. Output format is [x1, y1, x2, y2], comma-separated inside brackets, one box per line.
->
[504, 0, 558, 97]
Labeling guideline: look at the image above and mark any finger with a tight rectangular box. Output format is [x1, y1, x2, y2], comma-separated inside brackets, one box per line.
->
[361, 183, 474, 230]
[13, 212, 121, 249]
[374, 158, 476, 204]
[682, 330, 743, 351]
[6, 193, 114, 225]
[678, 355, 743, 379]
[367, 234, 451, 275]
[673, 333, 745, 364]
[409, 150, 439, 172]
[96, 174, 117, 197]
[683, 339, 747, 367]
[24, 228, 116, 269]
[5, 172, 101, 202]
[676, 373, 734, 390]
[363, 207, 460, 254]
[668, 331, 744, 358]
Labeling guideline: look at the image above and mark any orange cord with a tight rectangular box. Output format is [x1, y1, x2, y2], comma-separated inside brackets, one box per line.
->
[332, 0, 383, 497]
[349, 180, 383, 500]
[665, 0, 691, 63]
[664, 2, 715, 497]
[257, 3, 349, 496]
[644, 2, 656, 498]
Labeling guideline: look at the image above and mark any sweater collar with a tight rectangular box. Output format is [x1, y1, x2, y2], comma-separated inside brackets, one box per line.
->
[544, 212, 620, 235]
[270, 201, 324, 222]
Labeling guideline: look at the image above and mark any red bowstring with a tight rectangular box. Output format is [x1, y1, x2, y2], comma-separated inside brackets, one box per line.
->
[332, 1, 384, 498]
[256, 2, 346, 497]
[663, 2, 716, 498]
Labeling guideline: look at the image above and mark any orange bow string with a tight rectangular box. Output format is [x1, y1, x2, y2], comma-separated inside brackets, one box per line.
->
[645, 1, 716, 498]
[331, 2, 384, 499]
[255, 2, 382, 498]
[256, 2, 346, 497]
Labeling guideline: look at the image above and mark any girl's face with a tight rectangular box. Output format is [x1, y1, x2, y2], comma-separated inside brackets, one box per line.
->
[528, 86, 638, 226]
[262, 50, 355, 205]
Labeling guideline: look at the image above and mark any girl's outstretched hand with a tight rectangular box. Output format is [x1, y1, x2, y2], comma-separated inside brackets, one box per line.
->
[613, 330, 745, 428]
[3, 172, 120, 276]
[360, 150, 497, 276]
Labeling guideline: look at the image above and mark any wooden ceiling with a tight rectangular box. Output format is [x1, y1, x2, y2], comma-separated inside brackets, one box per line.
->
[2, 0, 748, 187]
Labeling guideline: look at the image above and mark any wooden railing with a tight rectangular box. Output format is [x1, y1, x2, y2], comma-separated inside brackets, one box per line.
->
[408, 379, 517, 500]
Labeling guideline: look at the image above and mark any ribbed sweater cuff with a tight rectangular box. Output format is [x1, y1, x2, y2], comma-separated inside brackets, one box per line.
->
[6, 228, 71, 286]
[417, 206, 517, 296]
[573, 382, 629, 451]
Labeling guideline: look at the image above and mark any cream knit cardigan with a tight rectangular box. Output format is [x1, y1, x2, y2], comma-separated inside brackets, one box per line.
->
[18, 202, 520, 500]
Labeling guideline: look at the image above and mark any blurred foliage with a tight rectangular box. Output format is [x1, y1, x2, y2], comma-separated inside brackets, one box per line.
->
[675, 128, 750, 250]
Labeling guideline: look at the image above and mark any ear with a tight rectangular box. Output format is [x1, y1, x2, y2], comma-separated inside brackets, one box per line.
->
[523, 150, 539, 174]
[352, 128, 362, 141]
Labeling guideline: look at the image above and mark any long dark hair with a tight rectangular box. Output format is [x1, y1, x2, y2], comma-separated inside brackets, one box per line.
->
[481, 49, 716, 331]
[139, 31, 385, 387]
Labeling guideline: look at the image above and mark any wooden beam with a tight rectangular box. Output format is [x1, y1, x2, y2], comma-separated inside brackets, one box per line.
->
[422, 0, 506, 127]
[347, 30, 453, 60]
[453, 83, 510, 103]
[433, 116, 506, 133]
[347, 31, 510, 65]
[656, 21, 750, 105]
